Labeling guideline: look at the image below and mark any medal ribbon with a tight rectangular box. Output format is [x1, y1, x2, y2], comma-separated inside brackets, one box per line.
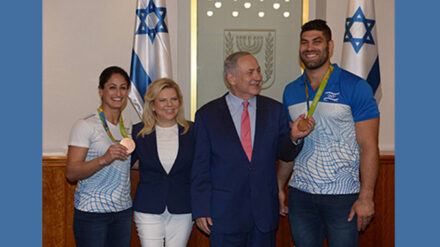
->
[304, 65, 334, 118]
[97, 107, 128, 143]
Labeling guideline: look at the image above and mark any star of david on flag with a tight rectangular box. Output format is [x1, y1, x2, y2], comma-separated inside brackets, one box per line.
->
[129, 0, 172, 116]
[341, 0, 381, 102]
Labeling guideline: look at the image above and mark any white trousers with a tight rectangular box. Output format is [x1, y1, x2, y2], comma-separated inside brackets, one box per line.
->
[134, 209, 193, 247]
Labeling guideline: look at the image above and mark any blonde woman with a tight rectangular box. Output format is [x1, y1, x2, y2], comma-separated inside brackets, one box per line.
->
[131, 78, 194, 247]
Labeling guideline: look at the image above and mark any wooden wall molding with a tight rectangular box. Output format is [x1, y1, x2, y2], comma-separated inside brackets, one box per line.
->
[43, 152, 395, 166]
[43, 154, 394, 247]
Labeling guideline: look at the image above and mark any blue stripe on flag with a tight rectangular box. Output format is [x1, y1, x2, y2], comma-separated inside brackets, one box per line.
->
[367, 57, 380, 93]
[130, 49, 152, 101]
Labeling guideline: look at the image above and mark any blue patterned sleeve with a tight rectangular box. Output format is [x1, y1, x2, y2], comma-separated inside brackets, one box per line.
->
[351, 80, 380, 122]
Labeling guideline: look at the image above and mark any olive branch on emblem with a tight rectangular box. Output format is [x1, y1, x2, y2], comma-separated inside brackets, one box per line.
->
[224, 32, 234, 58]
[262, 32, 275, 89]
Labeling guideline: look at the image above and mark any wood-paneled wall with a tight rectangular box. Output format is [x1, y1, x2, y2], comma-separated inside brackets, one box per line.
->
[43, 154, 394, 247]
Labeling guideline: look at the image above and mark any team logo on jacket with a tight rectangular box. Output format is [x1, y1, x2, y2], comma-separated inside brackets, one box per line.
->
[323, 92, 340, 102]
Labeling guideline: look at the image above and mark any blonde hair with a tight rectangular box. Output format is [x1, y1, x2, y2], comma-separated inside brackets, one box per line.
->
[137, 78, 189, 137]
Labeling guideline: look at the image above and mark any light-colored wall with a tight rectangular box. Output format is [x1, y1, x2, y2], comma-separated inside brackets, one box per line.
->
[196, 0, 303, 108]
[43, 0, 394, 155]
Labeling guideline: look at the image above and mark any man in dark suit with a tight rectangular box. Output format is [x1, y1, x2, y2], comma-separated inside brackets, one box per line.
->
[191, 51, 315, 247]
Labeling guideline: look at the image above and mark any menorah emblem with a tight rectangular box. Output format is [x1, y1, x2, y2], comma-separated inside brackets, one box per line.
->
[224, 30, 276, 89]
[236, 36, 264, 54]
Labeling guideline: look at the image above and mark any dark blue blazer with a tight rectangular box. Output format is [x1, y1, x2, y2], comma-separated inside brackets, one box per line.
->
[131, 122, 195, 214]
[191, 94, 303, 234]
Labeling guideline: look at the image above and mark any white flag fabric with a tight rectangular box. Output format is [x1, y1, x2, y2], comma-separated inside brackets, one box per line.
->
[129, 0, 172, 116]
[341, 0, 381, 102]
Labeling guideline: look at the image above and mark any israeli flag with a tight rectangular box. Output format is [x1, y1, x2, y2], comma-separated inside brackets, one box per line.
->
[129, 0, 172, 116]
[341, 0, 381, 102]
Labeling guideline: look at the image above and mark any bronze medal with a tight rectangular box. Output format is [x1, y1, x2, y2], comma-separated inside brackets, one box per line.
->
[120, 138, 136, 154]
[297, 119, 309, 132]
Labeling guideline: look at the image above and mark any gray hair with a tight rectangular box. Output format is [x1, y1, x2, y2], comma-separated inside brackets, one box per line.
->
[223, 51, 252, 85]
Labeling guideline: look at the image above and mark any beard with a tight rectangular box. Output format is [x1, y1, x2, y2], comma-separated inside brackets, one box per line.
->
[300, 45, 330, 70]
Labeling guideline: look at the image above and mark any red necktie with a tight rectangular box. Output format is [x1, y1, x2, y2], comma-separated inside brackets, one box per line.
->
[241, 101, 252, 162]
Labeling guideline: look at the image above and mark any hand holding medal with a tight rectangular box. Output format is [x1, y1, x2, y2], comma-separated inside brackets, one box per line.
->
[98, 106, 136, 156]
[292, 114, 315, 137]
[297, 118, 310, 132]
[120, 138, 136, 154]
